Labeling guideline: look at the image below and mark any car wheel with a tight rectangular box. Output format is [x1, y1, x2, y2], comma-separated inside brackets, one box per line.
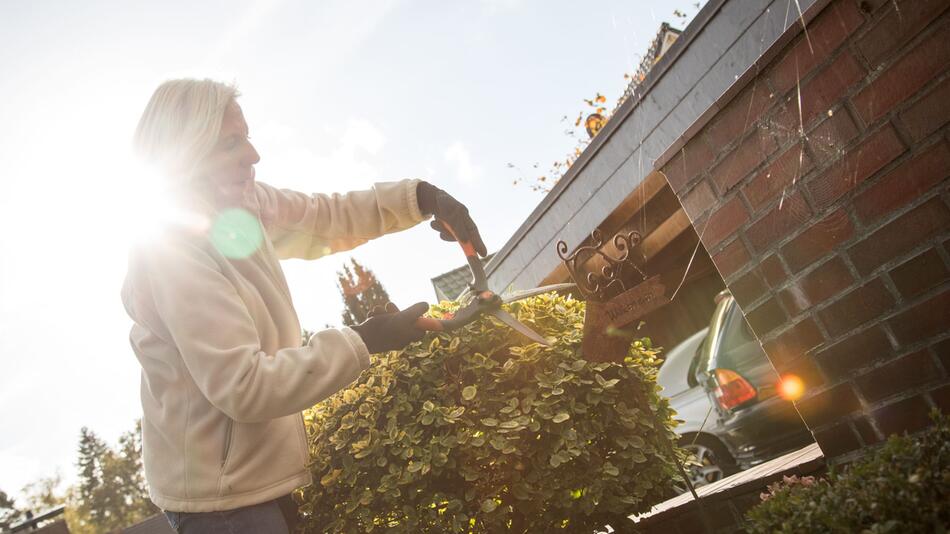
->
[674, 438, 737, 493]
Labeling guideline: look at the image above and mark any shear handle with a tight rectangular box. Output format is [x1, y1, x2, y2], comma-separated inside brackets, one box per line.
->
[436, 218, 488, 292]
[414, 296, 494, 332]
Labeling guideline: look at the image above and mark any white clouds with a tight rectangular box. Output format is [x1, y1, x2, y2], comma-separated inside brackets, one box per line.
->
[341, 118, 387, 157]
[480, 0, 524, 15]
[444, 142, 481, 184]
[204, 0, 286, 67]
[253, 118, 388, 193]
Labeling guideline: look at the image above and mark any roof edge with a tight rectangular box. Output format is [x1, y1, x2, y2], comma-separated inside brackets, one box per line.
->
[486, 0, 728, 277]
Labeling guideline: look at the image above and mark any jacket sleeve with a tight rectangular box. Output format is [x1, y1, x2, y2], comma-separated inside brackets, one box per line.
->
[134, 235, 372, 423]
[252, 179, 426, 260]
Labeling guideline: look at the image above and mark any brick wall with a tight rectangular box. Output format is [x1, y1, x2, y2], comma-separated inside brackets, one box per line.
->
[660, 0, 950, 459]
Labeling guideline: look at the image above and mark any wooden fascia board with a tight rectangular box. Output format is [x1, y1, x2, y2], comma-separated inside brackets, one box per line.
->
[540, 171, 690, 286]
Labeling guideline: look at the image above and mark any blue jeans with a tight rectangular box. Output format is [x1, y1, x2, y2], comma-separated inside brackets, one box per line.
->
[163, 493, 299, 533]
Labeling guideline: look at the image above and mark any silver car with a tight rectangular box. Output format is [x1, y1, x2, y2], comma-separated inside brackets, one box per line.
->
[657, 326, 736, 490]
[657, 291, 814, 492]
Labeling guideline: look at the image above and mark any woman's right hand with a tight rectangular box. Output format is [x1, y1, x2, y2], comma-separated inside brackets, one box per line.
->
[350, 302, 429, 353]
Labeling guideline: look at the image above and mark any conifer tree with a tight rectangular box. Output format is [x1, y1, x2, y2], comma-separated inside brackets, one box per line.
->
[67, 422, 158, 533]
[75, 427, 109, 527]
[336, 258, 391, 326]
[110, 421, 156, 523]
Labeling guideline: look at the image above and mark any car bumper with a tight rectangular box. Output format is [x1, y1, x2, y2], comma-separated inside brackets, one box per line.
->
[717, 396, 815, 469]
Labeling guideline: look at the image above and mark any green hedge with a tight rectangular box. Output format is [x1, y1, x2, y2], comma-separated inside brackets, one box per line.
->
[746, 413, 950, 533]
[298, 294, 683, 533]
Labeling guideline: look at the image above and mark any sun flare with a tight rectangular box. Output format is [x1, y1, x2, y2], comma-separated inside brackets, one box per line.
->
[113, 160, 212, 248]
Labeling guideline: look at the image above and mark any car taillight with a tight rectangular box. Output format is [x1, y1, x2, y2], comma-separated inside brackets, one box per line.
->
[712, 368, 757, 411]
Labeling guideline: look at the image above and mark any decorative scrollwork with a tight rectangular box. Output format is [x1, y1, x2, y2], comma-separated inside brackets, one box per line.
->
[556, 229, 647, 301]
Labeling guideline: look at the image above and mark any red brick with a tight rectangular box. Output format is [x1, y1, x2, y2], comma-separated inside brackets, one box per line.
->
[797, 382, 862, 428]
[743, 143, 813, 211]
[872, 395, 933, 436]
[888, 248, 950, 299]
[661, 135, 716, 193]
[857, 349, 941, 402]
[712, 238, 751, 279]
[675, 505, 738, 533]
[901, 76, 950, 142]
[806, 107, 861, 165]
[799, 257, 856, 305]
[853, 140, 950, 224]
[853, 416, 882, 445]
[935, 337, 950, 372]
[758, 254, 789, 288]
[848, 197, 950, 275]
[856, 0, 950, 68]
[888, 288, 950, 345]
[706, 84, 777, 152]
[769, 1, 867, 95]
[745, 297, 788, 337]
[815, 325, 894, 379]
[728, 269, 768, 305]
[781, 354, 827, 389]
[680, 179, 716, 222]
[807, 125, 905, 210]
[711, 129, 778, 194]
[773, 51, 866, 133]
[781, 208, 855, 273]
[779, 284, 811, 316]
[857, 0, 891, 14]
[852, 25, 950, 125]
[932, 384, 950, 414]
[745, 190, 813, 253]
[817, 278, 895, 336]
[813, 421, 862, 457]
[701, 196, 750, 249]
[763, 317, 825, 368]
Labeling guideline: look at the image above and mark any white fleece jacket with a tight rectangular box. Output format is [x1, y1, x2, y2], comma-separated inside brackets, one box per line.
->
[120, 179, 424, 512]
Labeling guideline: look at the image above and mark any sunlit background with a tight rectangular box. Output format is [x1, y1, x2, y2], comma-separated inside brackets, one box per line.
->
[0, 0, 704, 501]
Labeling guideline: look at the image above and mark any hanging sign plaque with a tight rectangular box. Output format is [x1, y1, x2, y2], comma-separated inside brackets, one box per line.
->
[583, 274, 670, 362]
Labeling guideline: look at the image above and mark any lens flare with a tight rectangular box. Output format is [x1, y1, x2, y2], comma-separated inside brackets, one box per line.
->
[210, 208, 264, 258]
[778, 374, 805, 401]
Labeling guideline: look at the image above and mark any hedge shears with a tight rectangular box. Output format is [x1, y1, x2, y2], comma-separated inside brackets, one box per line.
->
[414, 220, 574, 346]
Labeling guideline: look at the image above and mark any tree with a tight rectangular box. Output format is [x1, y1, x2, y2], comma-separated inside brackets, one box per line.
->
[0, 489, 23, 530]
[109, 421, 156, 523]
[72, 426, 110, 531]
[19, 471, 65, 514]
[337, 258, 391, 326]
[67, 421, 159, 534]
[3, 473, 68, 531]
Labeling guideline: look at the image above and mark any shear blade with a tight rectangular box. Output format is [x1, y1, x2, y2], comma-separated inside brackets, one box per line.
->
[491, 309, 550, 346]
[500, 282, 577, 304]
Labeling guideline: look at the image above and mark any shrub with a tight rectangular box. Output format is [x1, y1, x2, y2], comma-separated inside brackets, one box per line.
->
[297, 294, 683, 533]
[745, 413, 950, 533]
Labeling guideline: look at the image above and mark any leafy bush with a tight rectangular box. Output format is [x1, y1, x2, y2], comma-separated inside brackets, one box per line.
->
[745, 413, 950, 533]
[298, 294, 683, 533]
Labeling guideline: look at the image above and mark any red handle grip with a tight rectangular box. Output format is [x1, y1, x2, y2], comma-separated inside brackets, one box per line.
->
[437, 219, 476, 258]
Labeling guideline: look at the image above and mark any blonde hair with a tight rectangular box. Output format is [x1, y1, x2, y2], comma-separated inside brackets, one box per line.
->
[133, 79, 239, 187]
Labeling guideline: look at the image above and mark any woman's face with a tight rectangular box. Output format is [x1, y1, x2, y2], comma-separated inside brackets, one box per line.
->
[196, 100, 260, 207]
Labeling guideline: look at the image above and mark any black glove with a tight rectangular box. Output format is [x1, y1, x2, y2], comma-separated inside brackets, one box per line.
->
[350, 301, 429, 353]
[416, 182, 488, 257]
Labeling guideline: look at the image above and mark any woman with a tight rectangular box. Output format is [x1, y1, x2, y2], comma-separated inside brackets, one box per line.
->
[121, 79, 486, 533]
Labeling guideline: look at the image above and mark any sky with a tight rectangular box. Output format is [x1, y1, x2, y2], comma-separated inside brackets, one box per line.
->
[0, 0, 705, 503]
